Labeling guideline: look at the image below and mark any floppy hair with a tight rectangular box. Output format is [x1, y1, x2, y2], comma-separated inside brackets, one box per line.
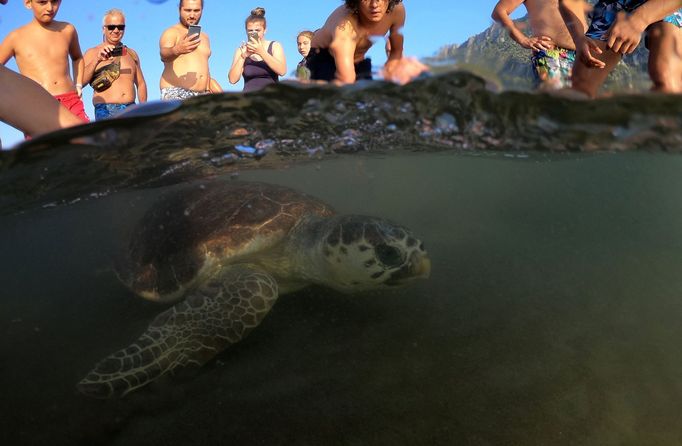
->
[297, 30, 314, 41]
[102, 8, 125, 26]
[245, 7, 266, 28]
[344, 0, 402, 14]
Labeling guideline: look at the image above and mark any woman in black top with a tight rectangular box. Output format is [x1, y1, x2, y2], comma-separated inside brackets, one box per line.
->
[228, 7, 287, 92]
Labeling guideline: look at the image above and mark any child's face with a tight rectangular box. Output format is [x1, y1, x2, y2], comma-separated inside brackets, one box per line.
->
[25, 0, 61, 23]
[297, 36, 311, 57]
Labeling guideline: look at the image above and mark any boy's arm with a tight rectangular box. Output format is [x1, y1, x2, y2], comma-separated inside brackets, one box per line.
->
[559, 0, 588, 45]
[0, 31, 16, 65]
[382, 4, 428, 85]
[607, 0, 682, 53]
[129, 48, 147, 103]
[492, 0, 553, 50]
[68, 25, 85, 96]
[386, 3, 405, 61]
[329, 18, 358, 84]
[559, 0, 605, 68]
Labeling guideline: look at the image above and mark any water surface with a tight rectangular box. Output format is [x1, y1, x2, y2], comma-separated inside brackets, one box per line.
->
[1, 73, 682, 445]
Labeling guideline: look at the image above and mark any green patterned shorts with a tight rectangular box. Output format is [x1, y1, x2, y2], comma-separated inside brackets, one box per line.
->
[530, 47, 576, 89]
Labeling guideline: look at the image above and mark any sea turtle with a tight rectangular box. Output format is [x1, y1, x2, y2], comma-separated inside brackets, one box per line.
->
[78, 181, 431, 398]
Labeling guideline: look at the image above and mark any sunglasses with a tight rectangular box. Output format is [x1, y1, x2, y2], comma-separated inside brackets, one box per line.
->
[105, 24, 125, 31]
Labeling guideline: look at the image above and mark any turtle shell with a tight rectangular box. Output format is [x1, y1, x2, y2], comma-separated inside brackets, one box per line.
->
[116, 181, 334, 301]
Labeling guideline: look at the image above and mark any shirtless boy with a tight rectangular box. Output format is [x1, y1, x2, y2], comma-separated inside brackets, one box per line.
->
[158, 0, 213, 100]
[0, 0, 83, 141]
[0, 0, 89, 122]
[307, 0, 426, 84]
[492, 0, 588, 90]
[560, 0, 682, 97]
[82, 9, 147, 121]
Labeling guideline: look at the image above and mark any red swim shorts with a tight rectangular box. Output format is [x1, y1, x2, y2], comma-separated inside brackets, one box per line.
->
[53, 90, 90, 123]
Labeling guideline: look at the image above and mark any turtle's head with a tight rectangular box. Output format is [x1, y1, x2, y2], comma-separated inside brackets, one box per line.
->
[319, 215, 430, 293]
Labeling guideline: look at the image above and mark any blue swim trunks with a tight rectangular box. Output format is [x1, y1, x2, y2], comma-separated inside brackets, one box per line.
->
[587, 1, 682, 40]
[94, 102, 135, 121]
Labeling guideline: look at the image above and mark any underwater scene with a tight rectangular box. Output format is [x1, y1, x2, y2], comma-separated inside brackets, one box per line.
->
[1, 73, 682, 445]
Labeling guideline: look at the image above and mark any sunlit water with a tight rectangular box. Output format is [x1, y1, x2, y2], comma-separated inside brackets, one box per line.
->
[1, 73, 682, 445]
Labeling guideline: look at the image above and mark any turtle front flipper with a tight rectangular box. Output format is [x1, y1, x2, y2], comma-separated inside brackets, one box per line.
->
[77, 265, 279, 399]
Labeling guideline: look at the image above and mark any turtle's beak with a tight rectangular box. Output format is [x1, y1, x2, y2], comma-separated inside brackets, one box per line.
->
[409, 251, 431, 279]
[385, 251, 431, 286]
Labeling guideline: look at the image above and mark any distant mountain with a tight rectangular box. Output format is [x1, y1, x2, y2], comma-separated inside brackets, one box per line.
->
[427, 17, 651, 92]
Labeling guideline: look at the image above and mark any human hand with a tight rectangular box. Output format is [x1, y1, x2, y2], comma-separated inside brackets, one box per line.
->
[239, 42, 253, 59]
[175, 33, 201, 55]
[98, 44, 117, 61]
[577, 37, 606, 68]
[381, 57, 429, 85]
[606, 11, 645, 54]
[527, 35, 555, 51]
[246, 36, 265, 57]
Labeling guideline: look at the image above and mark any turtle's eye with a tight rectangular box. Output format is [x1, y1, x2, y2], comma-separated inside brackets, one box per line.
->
[375, 244, 403, 267]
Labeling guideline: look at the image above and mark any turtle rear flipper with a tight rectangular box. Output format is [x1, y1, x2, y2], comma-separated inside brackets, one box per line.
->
[77, 266, 279, 399]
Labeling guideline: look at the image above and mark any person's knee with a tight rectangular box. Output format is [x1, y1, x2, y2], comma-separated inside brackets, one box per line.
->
[571, 61, 609, 98]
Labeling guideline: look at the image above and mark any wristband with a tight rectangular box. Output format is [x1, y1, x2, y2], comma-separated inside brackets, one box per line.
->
[76, 84, 83, 88]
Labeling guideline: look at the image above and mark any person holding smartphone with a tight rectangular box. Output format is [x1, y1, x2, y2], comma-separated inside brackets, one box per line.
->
[159, 0, 214, 100]
[82, 8, 147, 120]
[228, 7, 287, 92]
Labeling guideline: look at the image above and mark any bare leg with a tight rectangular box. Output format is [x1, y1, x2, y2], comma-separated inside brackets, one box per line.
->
[647, 21, 682, 93]
[571, 40, 623, 98]
[0, 66, 83, 137]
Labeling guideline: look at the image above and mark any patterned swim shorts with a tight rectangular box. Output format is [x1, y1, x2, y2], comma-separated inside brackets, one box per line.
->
[160, 86, 206, 100]
[530, 47, 576, 89]
[587, 1, 682, 40]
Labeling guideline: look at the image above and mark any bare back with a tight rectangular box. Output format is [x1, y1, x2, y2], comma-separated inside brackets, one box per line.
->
[311, 5, 400, 63]
[0, 20, 79, 95]
[159, 24, 211, 92]
[525, 0, 585, 50]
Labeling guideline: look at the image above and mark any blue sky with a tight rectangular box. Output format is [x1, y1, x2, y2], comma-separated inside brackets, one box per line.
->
[0, 0, 522, 147]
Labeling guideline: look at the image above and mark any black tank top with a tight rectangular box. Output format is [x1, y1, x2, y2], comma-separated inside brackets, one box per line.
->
[243, 41, 278, 92]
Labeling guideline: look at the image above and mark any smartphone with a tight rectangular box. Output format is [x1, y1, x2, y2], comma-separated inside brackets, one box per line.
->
[248, 31, 259, 42]
[109, 44, 126, 57]
[188, 25, 201, 38]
